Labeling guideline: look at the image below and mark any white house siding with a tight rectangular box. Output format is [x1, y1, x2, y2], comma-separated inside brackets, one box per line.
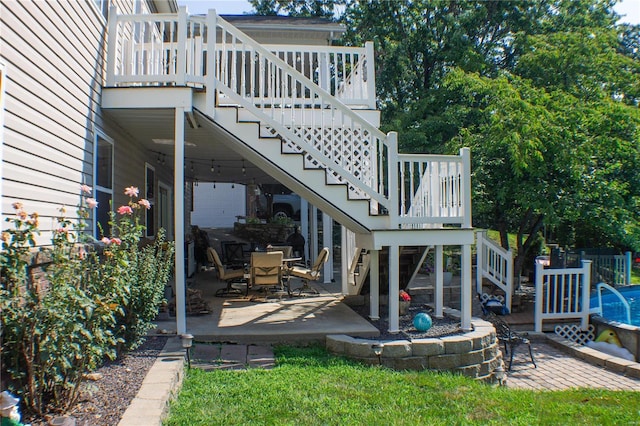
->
[0, 0, 177, 245]
[191, 183, 245, 228]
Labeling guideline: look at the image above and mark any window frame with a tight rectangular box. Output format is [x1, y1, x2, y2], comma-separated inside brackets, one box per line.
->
[93, 131, 114, 239]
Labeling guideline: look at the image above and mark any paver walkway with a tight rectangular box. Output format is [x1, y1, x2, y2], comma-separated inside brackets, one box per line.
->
[191, 343, 276, 370]
[505, 341, 640, 391]
[187, 341, 640, 391]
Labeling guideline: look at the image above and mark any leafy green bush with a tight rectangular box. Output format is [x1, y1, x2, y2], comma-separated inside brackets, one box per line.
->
[0, 185, 174, 415]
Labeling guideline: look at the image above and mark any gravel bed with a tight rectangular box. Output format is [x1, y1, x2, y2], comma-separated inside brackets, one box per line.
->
[349, 303, 463, 340]
[23, 336, 168, 426]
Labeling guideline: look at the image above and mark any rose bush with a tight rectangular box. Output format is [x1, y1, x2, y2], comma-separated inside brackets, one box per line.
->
[0, 185, 174, 416]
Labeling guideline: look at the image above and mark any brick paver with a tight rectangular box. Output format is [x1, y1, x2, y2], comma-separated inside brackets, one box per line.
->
[504, 341, 640, 391]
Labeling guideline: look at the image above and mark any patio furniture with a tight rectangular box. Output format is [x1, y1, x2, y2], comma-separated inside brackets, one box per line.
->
[249, 251, 286, 295]
[287, 247, 330, 296]
[221, 241, 247, 269]
[485, 312, 537, 371]
[208, 248, 247, 297]
[267, 245, 293, 258]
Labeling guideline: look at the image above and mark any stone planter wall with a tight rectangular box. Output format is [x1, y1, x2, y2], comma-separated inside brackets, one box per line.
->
[326, 317, 504, 383]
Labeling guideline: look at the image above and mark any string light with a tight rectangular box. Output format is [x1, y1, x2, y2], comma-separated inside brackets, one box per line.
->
[210, 159, 215, 173]
[190, 161, 194, 173]
[242, 159, 246, 175]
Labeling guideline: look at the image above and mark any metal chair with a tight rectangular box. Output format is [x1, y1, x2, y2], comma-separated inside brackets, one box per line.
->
[485, 312, 536, 371]
[221, 241, 247, 269]
[249, 251, 286, 295]
[287, 247, 329, 296]
[208, 248, 246, 297]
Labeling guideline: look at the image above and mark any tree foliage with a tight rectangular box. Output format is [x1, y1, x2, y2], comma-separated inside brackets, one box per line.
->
[250, 0, 640, 274]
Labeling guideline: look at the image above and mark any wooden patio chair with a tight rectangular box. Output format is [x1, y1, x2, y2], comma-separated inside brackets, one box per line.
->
[287, 247, 329, 296]
[208, 248, 246, 297]
[485, 312, 537, 371]
[249, 251, 286, 295]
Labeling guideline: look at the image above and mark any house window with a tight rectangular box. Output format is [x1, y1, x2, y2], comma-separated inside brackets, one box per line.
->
[94, 133, 114, 238]
[94, 0, 109, 19]
[145, 163, 155, 237]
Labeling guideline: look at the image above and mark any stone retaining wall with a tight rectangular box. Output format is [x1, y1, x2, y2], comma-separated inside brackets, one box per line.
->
[326, 317, 504, 383]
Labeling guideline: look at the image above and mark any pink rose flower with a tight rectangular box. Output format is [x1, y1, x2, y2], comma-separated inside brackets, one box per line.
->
[101, 237, 111, 244]
[85, 198, 98, 209]
[124, 186, 139, 197]
[138, 199, 151, 210]
[110, 238, 122, 245]
[80, 184, 92, 195]
[117, 205, 133, 215]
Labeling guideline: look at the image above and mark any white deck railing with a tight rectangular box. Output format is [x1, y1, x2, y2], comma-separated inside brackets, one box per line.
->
[476, 230, 513, 312]
[106, 7, 471, 228]
[534, 260, 592, 332]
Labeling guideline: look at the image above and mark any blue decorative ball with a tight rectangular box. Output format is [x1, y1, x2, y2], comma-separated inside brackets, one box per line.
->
[413, 312, 433, 332]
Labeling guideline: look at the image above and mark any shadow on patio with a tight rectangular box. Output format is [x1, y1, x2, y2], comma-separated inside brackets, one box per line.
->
[154, 267, 379, 344]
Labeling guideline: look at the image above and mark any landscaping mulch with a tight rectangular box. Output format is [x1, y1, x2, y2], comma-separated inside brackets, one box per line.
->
[23, 336, 168, 426]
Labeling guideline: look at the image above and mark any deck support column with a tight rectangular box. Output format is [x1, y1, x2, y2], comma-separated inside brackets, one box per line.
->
[435, 245, 444, 319]
[388, 245, 400, 333]
[174, 107, 186, 335]
[322, 212, 332, 283]
[461, 243, 472, 331]
[369, 249, 379, 320]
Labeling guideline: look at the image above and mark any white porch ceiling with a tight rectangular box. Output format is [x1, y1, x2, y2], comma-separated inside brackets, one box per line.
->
[102, 107, 280, 186]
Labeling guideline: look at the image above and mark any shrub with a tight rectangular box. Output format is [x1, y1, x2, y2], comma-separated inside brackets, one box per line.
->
[0, 185, 174, 415]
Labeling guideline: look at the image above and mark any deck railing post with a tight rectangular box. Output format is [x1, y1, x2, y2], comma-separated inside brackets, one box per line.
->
[460, 147, 472, 228]
[387, 132, 399, 228]
[206, 9, 217, 115]
[365, 41, 376, 109]
[534, 261, 544, 332]
[581, 260, 592, 330]
[625, 251, 632, 285]
[176, 6, 187, 86]
[106, 5, 118, 86]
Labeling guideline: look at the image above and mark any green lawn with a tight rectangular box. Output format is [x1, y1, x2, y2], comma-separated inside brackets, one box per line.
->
[165, 345, 640, 425]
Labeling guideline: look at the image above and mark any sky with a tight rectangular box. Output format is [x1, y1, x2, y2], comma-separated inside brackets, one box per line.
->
[178, 0, 640, 24]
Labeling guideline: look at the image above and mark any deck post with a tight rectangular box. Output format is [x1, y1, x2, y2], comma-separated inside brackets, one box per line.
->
[475, 230, 484, 295]
[461, 243, 472, 331]
[460, 147, 472, 228]
[365, 41, 376, 109]
[387, 132, 399, 228]
[369, 249, 380, 320]
[176, 6, 187, 86]
[106, 6, 118, 87]
[322, 212, 332, 283]
[434, 245, 444, 318]
[388, 244, 400, 333]
[206, 9, 217, 115]
[581, 260, 592, 330]
[174, 107, 186, 334]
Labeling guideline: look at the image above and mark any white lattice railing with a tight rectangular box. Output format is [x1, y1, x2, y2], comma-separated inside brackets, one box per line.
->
[475, 230, 513, 312]
[534, 260, 592, 332]
[106, 7, 471, 228]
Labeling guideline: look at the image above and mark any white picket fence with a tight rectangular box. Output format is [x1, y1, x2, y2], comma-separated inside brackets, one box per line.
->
[535, 260, 592, 332]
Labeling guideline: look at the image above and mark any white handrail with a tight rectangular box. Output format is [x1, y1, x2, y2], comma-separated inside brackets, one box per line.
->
[591, 282, 632, 325]
[476, 230, 513, 312]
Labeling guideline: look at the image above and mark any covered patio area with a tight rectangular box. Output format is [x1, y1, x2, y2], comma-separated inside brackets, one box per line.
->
[153, 253, 380, 344]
